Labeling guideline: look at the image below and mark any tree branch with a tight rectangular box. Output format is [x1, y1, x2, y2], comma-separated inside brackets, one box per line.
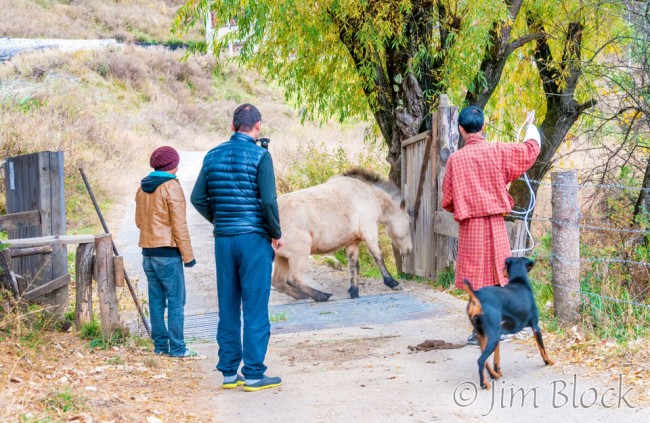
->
[506, 32, 545, 55]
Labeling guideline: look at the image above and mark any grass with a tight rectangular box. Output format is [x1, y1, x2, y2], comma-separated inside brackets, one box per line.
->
[79, 320, 134, 350]
[0, 0, 204, 44]
[45, 387, 85, 414]
[270, 311, 288, 323]
[107, 356, 124, 365]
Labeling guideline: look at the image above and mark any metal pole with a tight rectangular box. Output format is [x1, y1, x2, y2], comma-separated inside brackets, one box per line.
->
[79, 168, 151, 338]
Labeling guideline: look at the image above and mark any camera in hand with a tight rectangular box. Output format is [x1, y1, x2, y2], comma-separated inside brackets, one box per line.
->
[258, 137, 271, 150]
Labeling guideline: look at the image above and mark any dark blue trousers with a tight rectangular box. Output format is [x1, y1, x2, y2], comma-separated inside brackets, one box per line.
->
[215, 233, 274, 379]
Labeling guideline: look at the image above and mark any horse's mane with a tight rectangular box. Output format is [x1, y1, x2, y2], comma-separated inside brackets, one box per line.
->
[340, 168, 403, 203]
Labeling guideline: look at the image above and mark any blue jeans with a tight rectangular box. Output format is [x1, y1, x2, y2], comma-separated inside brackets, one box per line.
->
[215, 233, 274, 379]
[143, 255, 187, 356]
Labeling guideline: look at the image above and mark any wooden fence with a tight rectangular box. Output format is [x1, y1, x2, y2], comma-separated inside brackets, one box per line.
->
[1, 151, 123, 336]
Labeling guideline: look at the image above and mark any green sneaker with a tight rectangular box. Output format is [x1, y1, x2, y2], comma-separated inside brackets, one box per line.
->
[243, 375, 282, 392]
[223, 374, 245, 389]
[171, 348, 200, 358]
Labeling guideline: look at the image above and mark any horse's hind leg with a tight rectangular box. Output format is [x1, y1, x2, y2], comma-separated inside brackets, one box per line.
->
[364, 232, 402, 291]
[272, 256, 309, 300]
[346, 243, 360, 299]
[286, 254, 333, 302]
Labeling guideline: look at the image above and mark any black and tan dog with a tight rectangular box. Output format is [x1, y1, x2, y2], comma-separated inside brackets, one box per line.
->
[463, 257, 554, 390]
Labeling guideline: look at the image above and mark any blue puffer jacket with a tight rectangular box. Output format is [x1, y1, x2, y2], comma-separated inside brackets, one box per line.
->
[202, 132, 269, 237]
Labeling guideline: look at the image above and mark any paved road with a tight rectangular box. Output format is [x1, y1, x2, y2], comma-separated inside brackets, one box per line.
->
[0, 38, 118, 61]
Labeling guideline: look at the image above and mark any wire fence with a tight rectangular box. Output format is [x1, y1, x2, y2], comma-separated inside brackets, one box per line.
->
[511, 176, 650, 312]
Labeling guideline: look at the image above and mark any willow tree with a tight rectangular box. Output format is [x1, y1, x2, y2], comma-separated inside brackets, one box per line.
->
[174, 0, 625, 206]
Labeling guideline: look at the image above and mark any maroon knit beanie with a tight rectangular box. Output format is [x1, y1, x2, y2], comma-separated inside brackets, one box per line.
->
[150, 146, 180, 171]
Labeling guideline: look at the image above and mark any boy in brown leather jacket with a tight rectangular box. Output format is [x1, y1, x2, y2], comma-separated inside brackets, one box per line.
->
[135, 146, 197, 357]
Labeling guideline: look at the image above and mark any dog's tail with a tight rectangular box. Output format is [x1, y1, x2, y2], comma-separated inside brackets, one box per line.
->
[462, 279, 477, 298]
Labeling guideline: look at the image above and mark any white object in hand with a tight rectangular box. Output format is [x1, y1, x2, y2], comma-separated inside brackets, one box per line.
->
[525, 110, 536, 126]
[524, 124, 541, 148]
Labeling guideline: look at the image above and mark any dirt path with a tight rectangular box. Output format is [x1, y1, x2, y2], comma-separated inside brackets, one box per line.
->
[112, 152, 649, 422]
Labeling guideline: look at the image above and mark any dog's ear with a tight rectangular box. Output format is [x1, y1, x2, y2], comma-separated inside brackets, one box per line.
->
[526, 258, 535, 271]
[505, 257, 513, 268]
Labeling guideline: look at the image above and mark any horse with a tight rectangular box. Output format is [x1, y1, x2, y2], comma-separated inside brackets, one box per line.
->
[272, 168, 413, 302]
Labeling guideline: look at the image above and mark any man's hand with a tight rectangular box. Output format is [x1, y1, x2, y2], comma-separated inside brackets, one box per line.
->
[272, 238, 284, 251]
[184, 259, 197, 268]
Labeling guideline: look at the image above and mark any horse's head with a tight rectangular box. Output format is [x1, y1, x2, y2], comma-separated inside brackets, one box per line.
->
[387, 198, 413, 257]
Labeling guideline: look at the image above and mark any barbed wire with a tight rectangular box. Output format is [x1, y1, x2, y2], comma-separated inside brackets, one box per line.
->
[535, 278, 650, 310]
[518, 177, 650, 192]
[507, 213, 650, 236]
[545, 252, 650, 268]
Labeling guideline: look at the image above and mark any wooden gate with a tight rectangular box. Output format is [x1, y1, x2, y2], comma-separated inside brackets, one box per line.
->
[401, 96, 526, 280]
[2, 151, 68, 311]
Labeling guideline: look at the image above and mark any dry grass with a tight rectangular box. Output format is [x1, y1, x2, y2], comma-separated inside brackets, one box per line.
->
[0, 46, 375, 231]
[0, 46, 220, 228]
[0, 0, 201, 43]
[531, 329, 650, 405]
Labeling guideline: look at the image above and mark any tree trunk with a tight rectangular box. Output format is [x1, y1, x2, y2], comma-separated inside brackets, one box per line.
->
[633, 157, 650, 221]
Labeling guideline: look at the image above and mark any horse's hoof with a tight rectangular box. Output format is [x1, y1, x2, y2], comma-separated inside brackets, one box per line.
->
[383, 277, 401, 290]
[347, 286, 360, 299]
[314, 292, 333, 302]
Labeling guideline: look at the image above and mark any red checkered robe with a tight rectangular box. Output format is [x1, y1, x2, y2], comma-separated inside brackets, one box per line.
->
[442, 133, 540, 290]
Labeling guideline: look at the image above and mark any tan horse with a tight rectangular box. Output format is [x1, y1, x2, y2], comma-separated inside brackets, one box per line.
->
[273, 169, 413, 302]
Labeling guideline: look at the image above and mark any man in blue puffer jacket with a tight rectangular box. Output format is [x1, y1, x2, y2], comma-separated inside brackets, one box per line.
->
[191, 103, 284, 392]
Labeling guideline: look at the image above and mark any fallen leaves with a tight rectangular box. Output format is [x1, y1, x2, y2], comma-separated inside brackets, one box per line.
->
[0, 331, 214, 421]
[520, 329, 650, 404]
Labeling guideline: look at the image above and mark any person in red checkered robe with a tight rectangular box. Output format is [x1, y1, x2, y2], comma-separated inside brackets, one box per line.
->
[442, 106, 541, 291]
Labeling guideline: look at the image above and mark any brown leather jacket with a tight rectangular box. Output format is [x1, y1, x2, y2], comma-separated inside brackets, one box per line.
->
[135, 178, 195, 263]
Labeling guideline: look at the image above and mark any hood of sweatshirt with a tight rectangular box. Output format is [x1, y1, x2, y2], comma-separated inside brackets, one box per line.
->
[140, 171, 177, 193]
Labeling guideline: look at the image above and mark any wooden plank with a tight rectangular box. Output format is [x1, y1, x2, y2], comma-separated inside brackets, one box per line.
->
[0, 211, 41, 231]
[48, 152, 68, 312]
[95, 234, 119, 337]
[37, 152, 57, 309]
[113, 256, 125, 288]
[401, 130, 430, 148]
[10, 246, 53, 258]
[75, 243, 94, 330]
[413, 132, 435, 226]
[22, 274, 70, 302]
[4, 153, 41, 294]
[6, 234, 96, 248]
[506, 220, 527, 257]
[433, 211, 459, 238]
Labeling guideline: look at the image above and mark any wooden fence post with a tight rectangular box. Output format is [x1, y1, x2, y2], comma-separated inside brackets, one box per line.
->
[551, 170, 580, 324]
[75, 243, 94, 330]
[433, 95, 460, 276]
[94, 234, 119, 337]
